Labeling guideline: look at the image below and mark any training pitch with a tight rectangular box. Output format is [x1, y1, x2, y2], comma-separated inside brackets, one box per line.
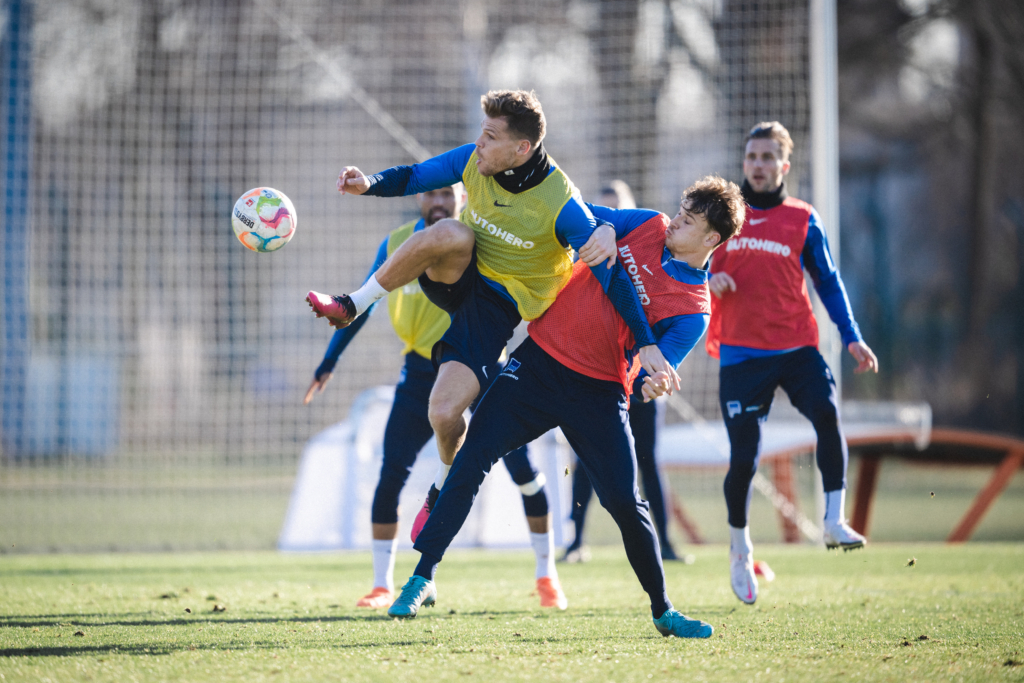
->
[0, 544, 1021, 682]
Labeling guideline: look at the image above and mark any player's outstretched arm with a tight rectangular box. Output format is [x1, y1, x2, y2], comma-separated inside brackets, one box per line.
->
[337, 145, 474, 199]
[848, 341, 879, 374]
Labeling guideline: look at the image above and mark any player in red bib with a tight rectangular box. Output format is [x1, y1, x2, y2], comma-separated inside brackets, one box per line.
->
[707, 121, 879, 605]
[386, 177, 747, 640]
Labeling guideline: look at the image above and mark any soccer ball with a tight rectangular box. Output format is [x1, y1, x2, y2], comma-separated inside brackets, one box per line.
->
[231, 187, 297, 253]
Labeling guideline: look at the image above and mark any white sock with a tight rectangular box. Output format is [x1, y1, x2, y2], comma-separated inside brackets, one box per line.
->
[730, 526, 752, 556]
[530, 531, 556, 580]
[824, 489, 846, 526]
[372, 537, 398, 591]
[433, 463, 451, 491]
[349, 274, 389, 316]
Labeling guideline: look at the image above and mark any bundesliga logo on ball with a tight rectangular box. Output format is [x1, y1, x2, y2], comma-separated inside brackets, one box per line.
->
[231, 187, 297, 253]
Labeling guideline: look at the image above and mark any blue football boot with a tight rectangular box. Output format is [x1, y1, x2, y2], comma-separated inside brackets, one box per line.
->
[386, 576, 437, 619]
[653, 609, 714, 638]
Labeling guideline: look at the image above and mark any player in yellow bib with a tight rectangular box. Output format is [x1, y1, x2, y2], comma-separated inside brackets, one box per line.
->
[307, 90, 678, 544]
[304, 184, 566, 610]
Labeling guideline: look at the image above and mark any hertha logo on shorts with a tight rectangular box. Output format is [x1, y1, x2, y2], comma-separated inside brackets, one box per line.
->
[726, 401, 742, 418]
[499, 358, 522, 380]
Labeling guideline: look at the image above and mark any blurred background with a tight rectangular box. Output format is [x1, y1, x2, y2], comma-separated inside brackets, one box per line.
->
[1, 0, 1021, 552]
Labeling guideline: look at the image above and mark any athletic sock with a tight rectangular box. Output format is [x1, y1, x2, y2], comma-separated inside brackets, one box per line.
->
[371, 537, 398, 591]
[433, 463, 451, 491]
[413, 551, 440, 581]
[730, 525, 753, 556]
[349, 274, 389, 316]
[824, 488, 846, 526]
[530, 531, 556, 580]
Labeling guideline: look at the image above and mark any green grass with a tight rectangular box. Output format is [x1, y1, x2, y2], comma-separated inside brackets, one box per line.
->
[1, 545, 1023, 682]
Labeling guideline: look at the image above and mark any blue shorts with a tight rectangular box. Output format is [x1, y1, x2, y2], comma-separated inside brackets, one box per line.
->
[418, 247, 521, 389]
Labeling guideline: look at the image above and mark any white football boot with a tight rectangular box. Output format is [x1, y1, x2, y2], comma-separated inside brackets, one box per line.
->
[823, 521, 866, 551]
[730, 550, 758, 605]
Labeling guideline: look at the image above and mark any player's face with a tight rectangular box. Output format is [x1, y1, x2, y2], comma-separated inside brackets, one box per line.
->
[743, 138, 791, 193]
[417, 186, 462, 225]
[474, 116, 531, 177]
[666, 199, 720, 257]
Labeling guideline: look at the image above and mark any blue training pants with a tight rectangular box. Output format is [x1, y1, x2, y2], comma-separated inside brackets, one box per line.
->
[719, 346, 847, 528]
[414, 337, 671, 615]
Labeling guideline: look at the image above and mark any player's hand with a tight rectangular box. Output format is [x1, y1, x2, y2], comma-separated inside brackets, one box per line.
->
[848, 341, 879, 374]
[641, 371, 673, 402]
[337, 166, 371, 195]
[303, 373, 333, 405]
[638, 345, 681, 394]
[709, 272, 736, 299]
[578, 224, 618, 269]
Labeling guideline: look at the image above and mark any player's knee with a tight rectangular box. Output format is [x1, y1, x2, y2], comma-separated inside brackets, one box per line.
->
[807, 399, 840, 432]
[725, 461, 757, 490]
[520, 490, 548, 518]
[371, 484, 401, 525]
[601, 489, 642, 522]
[427, 219, 475, 256]
[427, 398, 466, 436]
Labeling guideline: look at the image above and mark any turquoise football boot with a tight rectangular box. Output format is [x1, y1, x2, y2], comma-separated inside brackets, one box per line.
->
[387, 576, 437, 619]
[653, 609, 714, 638]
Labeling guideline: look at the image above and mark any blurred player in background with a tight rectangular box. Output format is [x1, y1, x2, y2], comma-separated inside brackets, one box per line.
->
[563, 180, 688, 565]
[707, 121, 879, 605]
[305, 183, 565, 610]
[307, 89, 676, 543]
[387, 177, 745, 640]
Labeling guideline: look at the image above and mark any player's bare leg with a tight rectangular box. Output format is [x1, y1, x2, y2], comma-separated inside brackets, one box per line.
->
[357, 522, 400, 608]
[428, 361, 481, 466]
[307, 219, 474, 329]
[377, 219, 474, 290]
[409, 361, 481, 542]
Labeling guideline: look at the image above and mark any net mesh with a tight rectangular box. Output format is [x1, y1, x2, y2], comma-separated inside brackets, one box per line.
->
[2, 0, 822, 551]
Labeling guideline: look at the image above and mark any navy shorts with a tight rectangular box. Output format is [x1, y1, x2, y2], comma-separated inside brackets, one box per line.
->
[419, 247, 522, 389]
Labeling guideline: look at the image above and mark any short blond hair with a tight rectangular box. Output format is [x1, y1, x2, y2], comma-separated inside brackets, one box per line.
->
[480, 90, 546, 145]
[746, 121, 794, 160]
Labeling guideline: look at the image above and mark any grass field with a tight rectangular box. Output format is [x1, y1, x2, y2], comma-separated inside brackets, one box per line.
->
[1, 544, 1022, 682]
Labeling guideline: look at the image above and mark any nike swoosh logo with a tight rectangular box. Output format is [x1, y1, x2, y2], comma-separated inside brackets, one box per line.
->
[745, 585, 753, 601]
[642, 264, 653, 275]
[493, 200, 511, 208]
[749, 218, 767, 225]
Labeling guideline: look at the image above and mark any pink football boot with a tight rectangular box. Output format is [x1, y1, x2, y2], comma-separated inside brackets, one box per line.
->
[306, 291, 357, 329]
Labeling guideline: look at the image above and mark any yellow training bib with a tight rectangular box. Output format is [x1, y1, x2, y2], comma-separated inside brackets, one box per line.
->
[459, 152, 576, 321]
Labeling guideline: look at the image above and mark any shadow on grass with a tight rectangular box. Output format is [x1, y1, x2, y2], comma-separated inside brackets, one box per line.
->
[0, 637, 431, 659]
[0, 613, 389, 628]
[0, 562, 356, 579]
